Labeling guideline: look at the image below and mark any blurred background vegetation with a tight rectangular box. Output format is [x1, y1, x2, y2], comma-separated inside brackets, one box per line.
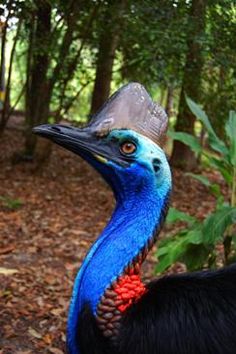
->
[1, 0, 235, 166]
[0, 0, 236, 272]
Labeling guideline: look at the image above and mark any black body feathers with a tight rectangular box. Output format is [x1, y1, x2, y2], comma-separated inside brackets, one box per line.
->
[78, 264, 236, 354]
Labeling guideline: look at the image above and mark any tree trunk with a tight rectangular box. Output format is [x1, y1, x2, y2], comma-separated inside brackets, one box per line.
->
[0, 17, 22, 134]
[90, 30, 118, 115]
[165, 85, 174, 118]
[159, 87, 166, 106]
[0, 19, 6, 124]
[24, 0, 51, 157]
[23, 0, 92, 160]
[171, 0, 207, 170]
[90, 0, 127, 116]
[0, 1, 14, 133]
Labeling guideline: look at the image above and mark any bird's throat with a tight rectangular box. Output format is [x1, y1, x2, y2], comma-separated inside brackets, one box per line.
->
[67, 187, 170, 353]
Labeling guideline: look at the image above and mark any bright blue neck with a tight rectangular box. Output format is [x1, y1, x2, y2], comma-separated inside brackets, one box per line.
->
[67, 163, 171, 354]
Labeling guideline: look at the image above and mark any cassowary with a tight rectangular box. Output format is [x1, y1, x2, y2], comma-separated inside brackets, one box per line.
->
[34, 83, 236, 354]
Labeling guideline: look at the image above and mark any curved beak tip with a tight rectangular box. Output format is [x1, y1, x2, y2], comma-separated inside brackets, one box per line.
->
[32, 125, 49, 136]
[32, 126, 40, 134]
[32, 124, 62, 138]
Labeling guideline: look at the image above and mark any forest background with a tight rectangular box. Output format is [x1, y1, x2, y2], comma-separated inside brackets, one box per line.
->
[1, 0, 236, 168]
[0, 1, 236, 352]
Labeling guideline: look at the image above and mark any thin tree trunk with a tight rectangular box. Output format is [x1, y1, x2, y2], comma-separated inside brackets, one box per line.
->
[0, 20, 6, 115]
[165, 86, 174, 117]
[0, 0, 14, 132]
[90, 32, 119, 115]
[90, 0, 127, 115]
[159, 87, 166, 106]
[0, 17, 22, 134]
[171, 0, 207, 170]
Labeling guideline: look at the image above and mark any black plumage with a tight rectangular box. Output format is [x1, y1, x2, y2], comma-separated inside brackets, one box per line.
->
[78, 265, 236, 354]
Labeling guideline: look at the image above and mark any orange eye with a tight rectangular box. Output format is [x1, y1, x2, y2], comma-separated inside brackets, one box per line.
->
[120, 141, 136, 155]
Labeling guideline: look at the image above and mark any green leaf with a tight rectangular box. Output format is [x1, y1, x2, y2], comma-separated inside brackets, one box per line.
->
[186, 96, 229, 157]
[186, 96, 215, 135]
[181, 243, 210, 271]
[180, 225, 210, 271]
[225, 111, 236, 167]
[216, 196, 226, 209]
[155, 246, 170, 257]
[155, 253, 174, 273]
[166, 207, 197, 225]
[210, 184, 221, 198]
[156, 235, 188, 273]
[156, 229, 205, 273]
[168, 131, 202, 154]
[184, 229, 203, 245]
[186, 173, 221, 197]
[209, 157, 232, 185]
[208, 134, 230, 158]
[186, 173, 211, 187]
[203, 207, 236, 244]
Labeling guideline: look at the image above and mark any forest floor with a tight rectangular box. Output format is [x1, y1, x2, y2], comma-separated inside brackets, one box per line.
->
[0, 126, 226, 353]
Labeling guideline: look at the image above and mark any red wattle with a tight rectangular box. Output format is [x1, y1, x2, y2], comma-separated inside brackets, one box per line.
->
[113, 273, 146, 313]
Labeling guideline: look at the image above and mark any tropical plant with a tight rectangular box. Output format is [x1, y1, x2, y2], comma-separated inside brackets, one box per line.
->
[156, 98, 236, 272]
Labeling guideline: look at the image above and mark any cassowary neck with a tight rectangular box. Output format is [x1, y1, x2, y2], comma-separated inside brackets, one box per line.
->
[67, 177, 170, 354]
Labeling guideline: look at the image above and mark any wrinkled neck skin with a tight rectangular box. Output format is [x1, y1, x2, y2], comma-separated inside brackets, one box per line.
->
[67, 161, 171, 354]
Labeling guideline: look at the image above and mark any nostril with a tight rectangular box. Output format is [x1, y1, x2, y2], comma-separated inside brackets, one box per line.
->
[51, 126, 61, 132]
[63, 125, 73, 130]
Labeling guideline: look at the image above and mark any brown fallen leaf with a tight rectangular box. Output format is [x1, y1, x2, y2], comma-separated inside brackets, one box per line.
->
[28, 327, 42, 339]
[43, 333, 52, 345]
[44, 274, 58, 285]
[0, 245, 15, 255]
[0, 267, 18, 275]
[49, 348, 64, 354]
[50, 307, 64, 316]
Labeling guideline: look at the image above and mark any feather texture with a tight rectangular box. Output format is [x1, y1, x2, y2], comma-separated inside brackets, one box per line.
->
[89, 83, 168, 147]
[78, 264, 236, 354]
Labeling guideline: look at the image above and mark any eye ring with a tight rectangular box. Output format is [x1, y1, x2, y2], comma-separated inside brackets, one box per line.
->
[120, 141, 137, 156]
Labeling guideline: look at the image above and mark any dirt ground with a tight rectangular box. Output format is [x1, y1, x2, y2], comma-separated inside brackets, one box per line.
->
[0, 127, 224, 353]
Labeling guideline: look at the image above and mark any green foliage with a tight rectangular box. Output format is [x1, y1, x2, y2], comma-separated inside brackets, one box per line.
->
[2, 0, 236, 165]
[167, 131, 202, 155]
[186, 96, 229, 156]
[203, 207, 236, 244]
[120, 1, 189, 89]
[0, 196, 23, 210]
[202, 3, 236, 136]
[156, 222, 208, 272]
[186, 173, 221, 198]
[225, 111, 236, 167]
[166, 207, 197, 226]
[157, 100, 236, 273]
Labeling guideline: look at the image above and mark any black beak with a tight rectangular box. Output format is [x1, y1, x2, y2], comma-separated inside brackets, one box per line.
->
[33, 124, 128, 167]
[33, 124, 95, 156]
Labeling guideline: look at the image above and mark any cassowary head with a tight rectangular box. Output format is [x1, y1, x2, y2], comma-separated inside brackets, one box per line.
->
[33, 83, 171, 201]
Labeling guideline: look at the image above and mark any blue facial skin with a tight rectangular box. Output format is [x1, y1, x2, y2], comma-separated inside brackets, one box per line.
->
[67, 130, 172, 354]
